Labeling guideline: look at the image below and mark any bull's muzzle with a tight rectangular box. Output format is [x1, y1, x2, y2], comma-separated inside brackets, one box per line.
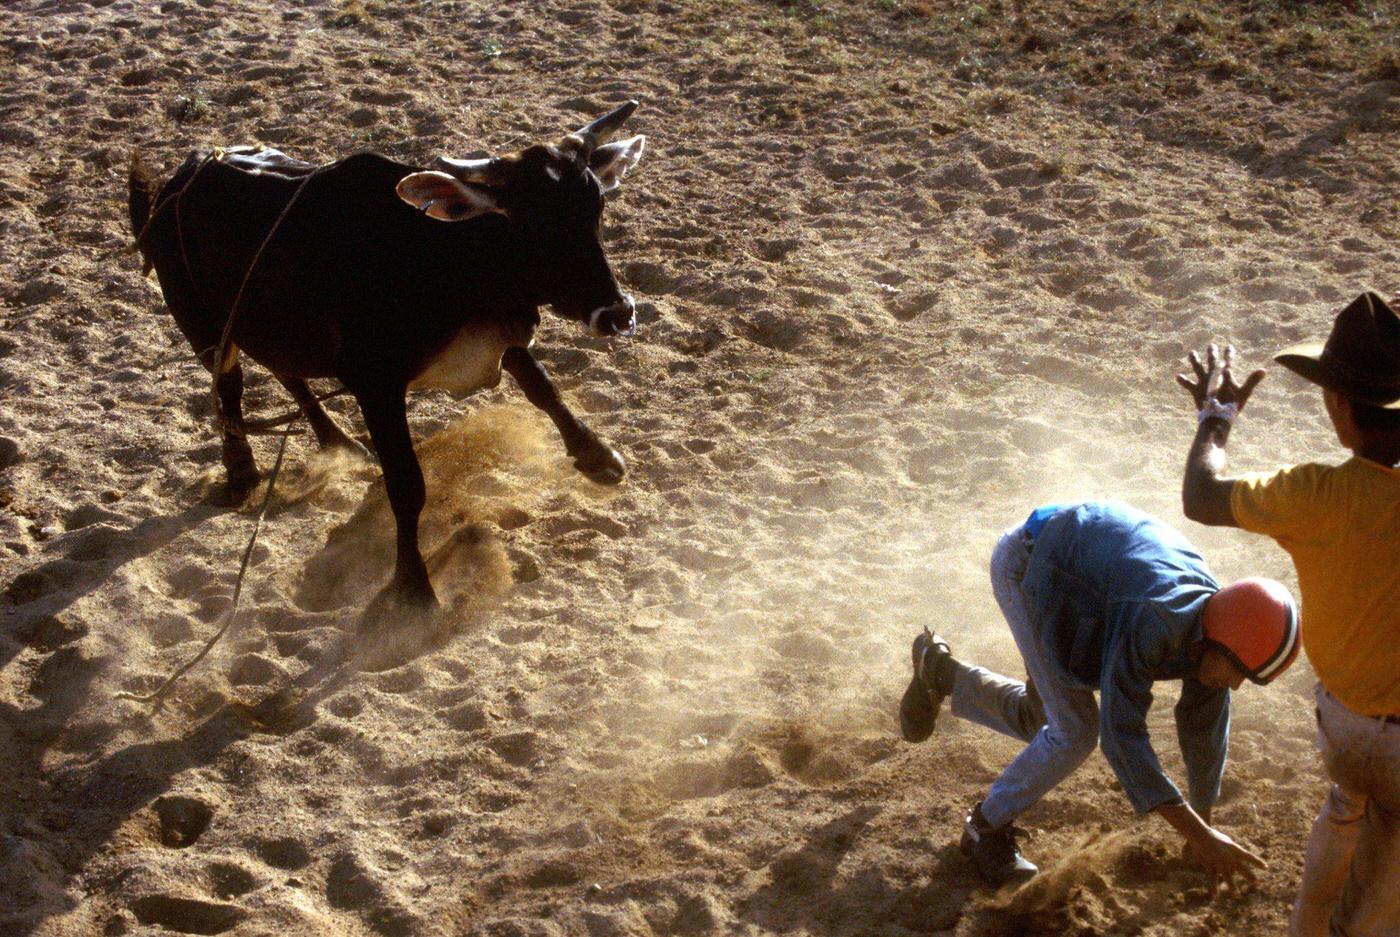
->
[589, 296, 637, 338]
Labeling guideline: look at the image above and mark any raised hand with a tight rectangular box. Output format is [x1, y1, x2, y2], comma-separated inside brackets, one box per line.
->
[1176, 343, 1267, 412]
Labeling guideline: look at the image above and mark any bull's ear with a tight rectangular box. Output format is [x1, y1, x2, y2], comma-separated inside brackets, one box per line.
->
[589, 135, 645, 195]
[395, 171, 504, 222]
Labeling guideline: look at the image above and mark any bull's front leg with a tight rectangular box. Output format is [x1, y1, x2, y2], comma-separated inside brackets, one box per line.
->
[352, 384, 437, 609]
[502, 346, 624, 485]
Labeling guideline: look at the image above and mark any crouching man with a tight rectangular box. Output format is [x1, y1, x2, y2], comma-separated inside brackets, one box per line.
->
[900, 501, 1300, 891]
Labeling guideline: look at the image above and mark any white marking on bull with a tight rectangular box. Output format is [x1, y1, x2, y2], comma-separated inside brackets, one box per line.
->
[589, 302, 636, 337]
[410, 321, 536, 398]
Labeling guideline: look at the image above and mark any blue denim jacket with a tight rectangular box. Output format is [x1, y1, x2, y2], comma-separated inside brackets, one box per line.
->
[1020, 501, 1228, 814]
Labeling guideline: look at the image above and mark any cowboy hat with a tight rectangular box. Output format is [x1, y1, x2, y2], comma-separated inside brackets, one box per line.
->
[1274, 292, 1400, 409]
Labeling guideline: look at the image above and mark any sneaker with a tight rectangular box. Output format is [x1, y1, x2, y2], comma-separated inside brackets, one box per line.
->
[959, 802, 1038, 886]
[899, 627, 951, 743]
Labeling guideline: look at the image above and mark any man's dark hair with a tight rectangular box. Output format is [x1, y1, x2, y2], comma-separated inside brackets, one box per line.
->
[1350, 396, 1400, 433]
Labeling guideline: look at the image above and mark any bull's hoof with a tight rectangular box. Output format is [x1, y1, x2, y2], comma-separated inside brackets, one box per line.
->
[319, 430, 373, 462]
[356, 581, 443, 671]
[221, 441, 261, 505]
[362, 577, 439, 623]
[573, 445, 625, 485]
[215, 472, 261, 507]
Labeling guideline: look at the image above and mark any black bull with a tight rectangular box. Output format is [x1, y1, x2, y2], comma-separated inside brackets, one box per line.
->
[128, 102, 647, 609]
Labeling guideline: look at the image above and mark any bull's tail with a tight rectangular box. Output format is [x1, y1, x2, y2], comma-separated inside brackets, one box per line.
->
[128, 150, 156, 274]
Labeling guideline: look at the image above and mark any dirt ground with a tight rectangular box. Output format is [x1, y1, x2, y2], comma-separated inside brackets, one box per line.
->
[1, 0, 1397, 934]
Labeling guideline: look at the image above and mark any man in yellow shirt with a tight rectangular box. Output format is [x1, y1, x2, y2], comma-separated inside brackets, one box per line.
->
[1176, 291, 1400, 937]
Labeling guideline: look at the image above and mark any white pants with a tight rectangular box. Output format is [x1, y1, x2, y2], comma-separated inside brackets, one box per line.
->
[1290, 684, 1400, 937]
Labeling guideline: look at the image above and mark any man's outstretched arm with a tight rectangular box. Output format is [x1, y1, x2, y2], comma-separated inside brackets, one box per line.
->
[1176, 343, 1265, 527]
[1183, 415, 1238, 526]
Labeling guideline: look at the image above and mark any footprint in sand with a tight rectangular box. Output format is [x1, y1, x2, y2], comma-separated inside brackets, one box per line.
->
[488, 729, 543, 768]
[766, 722, 901, 786]
[441, 700, 493, 732]
[253, 836, 312, 871]
[370, 665, 425, 695]
[325, 851, 421, 937]
[130, 895, 247, 935]
[227, 653, 285, 687]
[153, 794, 214, 849]
[655, 744, 780, 801]
[151, 612, 198, 648]
[206, 862, 259, 901]
[542, 512, 629, 539]
[17, 614, 88, 652]
[768, 629, 839, 665]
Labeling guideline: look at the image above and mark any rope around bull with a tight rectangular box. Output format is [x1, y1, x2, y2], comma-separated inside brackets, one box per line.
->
[119, 153, 329, 706]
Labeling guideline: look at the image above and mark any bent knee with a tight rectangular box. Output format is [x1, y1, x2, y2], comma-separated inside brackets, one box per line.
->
[1045, 723, 1099, 761]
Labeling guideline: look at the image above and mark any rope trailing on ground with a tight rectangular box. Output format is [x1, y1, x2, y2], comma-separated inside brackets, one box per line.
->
[115, 419, 297, 706]
[119, 150, 331, 707]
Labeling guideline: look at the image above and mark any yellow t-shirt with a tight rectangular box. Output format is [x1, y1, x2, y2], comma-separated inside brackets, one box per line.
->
[1231, 457, 1400, 716]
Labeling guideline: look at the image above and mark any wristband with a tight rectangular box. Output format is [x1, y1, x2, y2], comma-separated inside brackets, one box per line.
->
[1197, 398, 1239, 425]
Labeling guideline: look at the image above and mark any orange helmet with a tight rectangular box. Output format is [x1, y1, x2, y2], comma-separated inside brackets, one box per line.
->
[1202, 578, 1300, 685]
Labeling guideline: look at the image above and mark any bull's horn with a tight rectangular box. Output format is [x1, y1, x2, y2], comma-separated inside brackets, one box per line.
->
[431, 156, 507, 185]
[574, 100, 639, 148]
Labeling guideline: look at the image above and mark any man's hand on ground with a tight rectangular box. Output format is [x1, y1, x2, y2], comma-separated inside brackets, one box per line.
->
[1186, 825, 1267, 897]
[1176, 343, 1267, 412]
[1157, 802, 1267, 896]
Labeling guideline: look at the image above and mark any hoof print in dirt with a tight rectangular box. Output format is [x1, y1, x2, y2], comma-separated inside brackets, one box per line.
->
[206, 862, 259, 901]
[209, 479, 259, 509]
[254, 836, 313, 871]
[358, 583, 439, 630]
[326, 852, 421, 937]
[18, 615, 89, 652]
[232, 687, 313, 734]
[130, 895, 246, 935]
[153, 795, 214, 848]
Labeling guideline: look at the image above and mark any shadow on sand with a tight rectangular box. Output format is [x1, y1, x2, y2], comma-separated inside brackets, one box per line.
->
[739, 805, 988, 936]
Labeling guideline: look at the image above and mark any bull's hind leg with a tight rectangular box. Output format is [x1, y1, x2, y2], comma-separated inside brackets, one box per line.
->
[141, 238, 260, 502]
[274, 375, 368, 457]
[502, 346, 625, 484]
[208, 344, 261, 501]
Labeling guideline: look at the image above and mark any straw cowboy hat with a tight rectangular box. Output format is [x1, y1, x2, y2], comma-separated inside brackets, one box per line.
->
[1275, 291, 1400, 409]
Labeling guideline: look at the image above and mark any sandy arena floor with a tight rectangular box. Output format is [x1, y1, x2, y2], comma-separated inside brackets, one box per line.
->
[1, 0, 1397, 934]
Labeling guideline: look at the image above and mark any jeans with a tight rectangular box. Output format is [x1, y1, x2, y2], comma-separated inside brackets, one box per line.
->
[1290, 684, 1400, 937]
[950, 525, 1100, 831]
